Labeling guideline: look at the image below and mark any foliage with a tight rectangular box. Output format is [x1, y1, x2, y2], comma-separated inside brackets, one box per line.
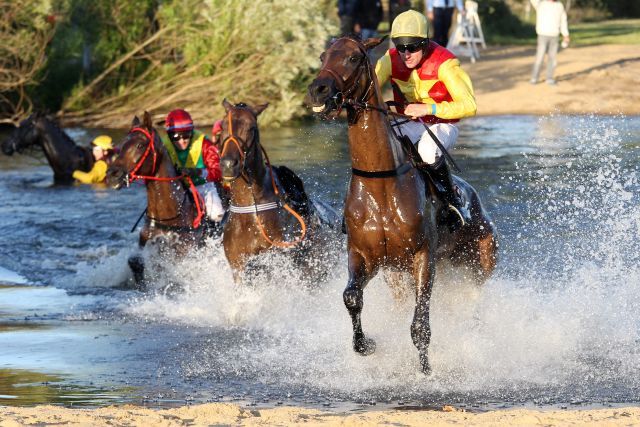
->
[0, 0, 56, 124]
[59, 0, 336, 127]
[477, 0, 534, 42]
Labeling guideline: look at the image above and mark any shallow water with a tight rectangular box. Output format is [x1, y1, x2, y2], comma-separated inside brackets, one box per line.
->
[0, 114, 638, 409]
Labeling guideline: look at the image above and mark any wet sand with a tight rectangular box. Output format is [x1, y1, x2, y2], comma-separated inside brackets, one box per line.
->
[1, 403, 640, 425]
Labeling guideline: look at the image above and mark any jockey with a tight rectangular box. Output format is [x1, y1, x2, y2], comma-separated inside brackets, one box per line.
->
[375, 9, 476, 230]
[72, 135, 116, 184]
[162, 109, 225, 222]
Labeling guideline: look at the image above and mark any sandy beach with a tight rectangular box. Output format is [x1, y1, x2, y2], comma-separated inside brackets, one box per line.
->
[1, 44, 639, 425]
[2, 402, 640, 425]
[468, 44, 640, 116]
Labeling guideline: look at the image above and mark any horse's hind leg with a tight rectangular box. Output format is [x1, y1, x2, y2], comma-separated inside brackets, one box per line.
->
[412, 247, 436, 374]
[475, 232, 498, 283]
[128, 255, 146, 291]
[343, 251, 377, 355]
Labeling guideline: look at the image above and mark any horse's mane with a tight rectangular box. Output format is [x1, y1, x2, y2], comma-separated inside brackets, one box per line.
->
[34, 112, 79, 147]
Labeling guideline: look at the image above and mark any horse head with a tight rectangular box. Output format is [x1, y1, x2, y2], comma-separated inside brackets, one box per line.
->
[107, 111, 166, 190]
[307, 37, 385, 117]
[1, 113, 43, 155]
[219, 99, 268, 182]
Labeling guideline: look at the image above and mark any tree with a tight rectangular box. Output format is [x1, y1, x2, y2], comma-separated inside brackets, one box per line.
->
[0, 0, 56, 124]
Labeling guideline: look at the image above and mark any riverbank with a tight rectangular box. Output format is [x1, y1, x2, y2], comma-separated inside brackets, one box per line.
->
[1, 403, 640, 425]
[467, 44, 640, 116]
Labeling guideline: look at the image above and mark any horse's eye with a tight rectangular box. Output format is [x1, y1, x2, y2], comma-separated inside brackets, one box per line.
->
[136, 143, 143, 149]
[319, 54, 325, 63]
[349, 55, 360, 63]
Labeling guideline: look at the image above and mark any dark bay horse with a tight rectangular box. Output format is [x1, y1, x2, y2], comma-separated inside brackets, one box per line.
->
[219, 99, 335, 282]
[1, 112, 93, 184]
[307, 37, 497, 373]
[106, 112, 206, 288]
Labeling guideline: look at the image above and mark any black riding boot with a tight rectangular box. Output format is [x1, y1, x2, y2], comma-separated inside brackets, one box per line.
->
[429, 159, 471, 231]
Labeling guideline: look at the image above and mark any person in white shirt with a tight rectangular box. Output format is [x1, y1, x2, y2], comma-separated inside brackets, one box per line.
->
[426, 0, 465, 47]
[530, 0, 570, 85]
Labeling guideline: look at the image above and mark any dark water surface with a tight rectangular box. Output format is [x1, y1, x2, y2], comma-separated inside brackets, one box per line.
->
[0, 115, 638, 410]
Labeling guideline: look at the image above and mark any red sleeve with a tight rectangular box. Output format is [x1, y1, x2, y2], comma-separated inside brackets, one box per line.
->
[202, 138, 222, 182]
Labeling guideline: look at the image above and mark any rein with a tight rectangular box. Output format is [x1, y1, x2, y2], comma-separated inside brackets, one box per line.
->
[124, 126, 204, 229]
[222, 109, 307, 249]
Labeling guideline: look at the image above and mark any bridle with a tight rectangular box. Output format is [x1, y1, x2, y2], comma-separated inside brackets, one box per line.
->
[122, 126, 204, 229]
[219, 108, 256, 183]
[318, 37, 375, 120]
[220, 106, 307, 249]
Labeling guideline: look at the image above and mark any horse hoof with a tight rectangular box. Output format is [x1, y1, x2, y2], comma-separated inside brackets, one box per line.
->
[354, 337, 376, 356]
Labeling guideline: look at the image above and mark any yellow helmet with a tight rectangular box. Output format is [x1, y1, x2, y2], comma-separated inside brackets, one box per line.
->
[391, 10, 429, 39]
[92, 135, 113, 150]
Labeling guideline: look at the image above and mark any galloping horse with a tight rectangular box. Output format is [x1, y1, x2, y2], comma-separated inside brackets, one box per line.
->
[1, 112, 93, 184]
[219, 99, 333, 282]
[106, 112, 206, 288]
[307, 37, 497, 373]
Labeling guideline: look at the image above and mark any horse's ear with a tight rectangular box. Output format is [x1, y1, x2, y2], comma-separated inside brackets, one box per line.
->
[142, 111, 153, 129]
[222, 98, 233, 112]
[253, 103, 269, 116]
[363, 36, 386, 51]
[132, 116, 141, 127]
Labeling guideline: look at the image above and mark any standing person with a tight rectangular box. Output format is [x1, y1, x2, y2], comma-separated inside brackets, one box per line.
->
[338, 0, 358, 36]
[530, 0, 570, 85]
[354, 0, 383, 40]
[72, 135, 117, 184]
[375, 10, 476, 229]
[163, 109, 225, 222]
[426, 0, 465, 48]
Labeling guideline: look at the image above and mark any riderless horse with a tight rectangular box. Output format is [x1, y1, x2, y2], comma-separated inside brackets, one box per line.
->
[1, 112, 93, 184]
[106, 112, 207, 288]
[307, 37, 497, 373]
[219, 99, 337, 283]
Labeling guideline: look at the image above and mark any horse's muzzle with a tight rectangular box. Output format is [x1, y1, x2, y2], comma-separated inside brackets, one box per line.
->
[1, 139, 15, 155]
[307, 77, 339, 115]
[221, 157, 241, 183]
[106, 167, 127, 190]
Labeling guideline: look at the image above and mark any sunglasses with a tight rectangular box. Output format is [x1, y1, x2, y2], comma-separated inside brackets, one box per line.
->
[169, 131, 192, 143]
[396, 41, 426, 53]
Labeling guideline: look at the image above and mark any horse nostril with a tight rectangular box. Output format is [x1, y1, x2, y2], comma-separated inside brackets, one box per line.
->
[221, 158, 238, 171]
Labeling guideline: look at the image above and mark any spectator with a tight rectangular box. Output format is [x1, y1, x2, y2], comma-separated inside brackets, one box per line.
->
[338, 0, 358, 36]
[354, 0, 383, 40]
[426, 0, 465, 48]
[389, 0, 412, 30]
[530, 0, 570, 85]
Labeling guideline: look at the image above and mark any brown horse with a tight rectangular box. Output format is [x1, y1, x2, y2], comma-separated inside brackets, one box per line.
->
[307, 37, 497, 373]
[218, 99, 330, 282]
[106, 112, 206, 288]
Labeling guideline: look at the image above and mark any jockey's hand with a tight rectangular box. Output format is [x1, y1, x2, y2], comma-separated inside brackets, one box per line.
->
[178, 167, 200, 178]
[404, 103, 434, 119]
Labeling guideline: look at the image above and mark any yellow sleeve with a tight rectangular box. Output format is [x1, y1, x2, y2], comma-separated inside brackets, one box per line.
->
[435, 58, 477, 120]
[374, 51, 392, 88]
[72, 160, 107, 184]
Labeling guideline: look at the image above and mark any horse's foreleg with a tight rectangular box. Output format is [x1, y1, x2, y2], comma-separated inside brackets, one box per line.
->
[412, 247, 435, 374]
[344, 250, 376, 356]
[128, 255, 146, 291]
[475, 232, 498, 283]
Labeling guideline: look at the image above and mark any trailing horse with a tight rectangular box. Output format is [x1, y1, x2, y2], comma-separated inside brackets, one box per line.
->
[1, 112, 94, 184]
[106, 112, 207, 289]
[219, 99, 339, 283]
[307, 37, 497, 373]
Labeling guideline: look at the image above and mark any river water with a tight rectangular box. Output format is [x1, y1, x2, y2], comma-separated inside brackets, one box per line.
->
[0, 114, 638, 410]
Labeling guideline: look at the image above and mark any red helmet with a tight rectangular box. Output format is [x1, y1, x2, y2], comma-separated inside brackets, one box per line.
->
[165, 109, 194, 132]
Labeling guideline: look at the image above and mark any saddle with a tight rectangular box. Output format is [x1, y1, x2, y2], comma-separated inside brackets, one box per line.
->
[273, 165, 311, 219]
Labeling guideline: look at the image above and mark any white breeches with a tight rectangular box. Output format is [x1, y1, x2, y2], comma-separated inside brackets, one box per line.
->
[394, 120, 459, 164]
[200, 182, 225, 221]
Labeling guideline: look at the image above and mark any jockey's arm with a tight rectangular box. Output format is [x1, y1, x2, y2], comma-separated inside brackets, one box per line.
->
[72, 160, 107, 184]
[374, 51, 392, 89]
[434, 58, 477, 120]
[202, 138, 222, 183]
